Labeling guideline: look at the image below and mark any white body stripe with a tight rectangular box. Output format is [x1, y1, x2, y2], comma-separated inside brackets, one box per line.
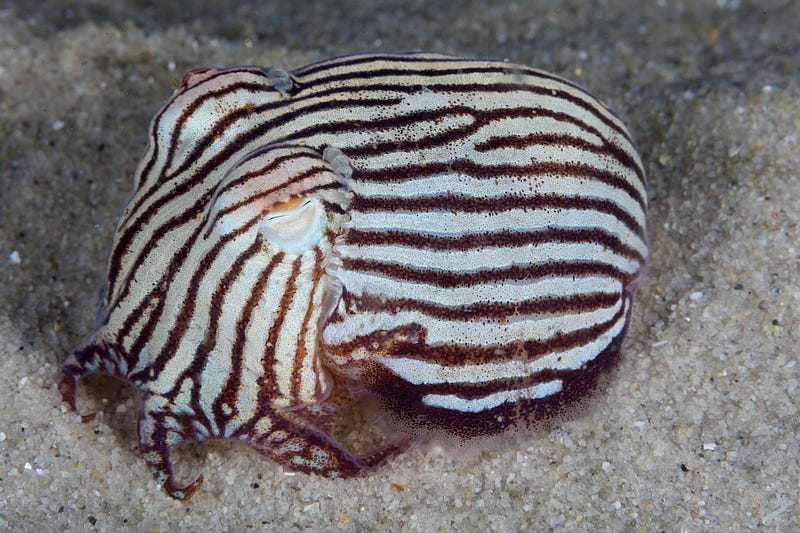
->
[335, 242, 641, 275]
[346, 209, 647, 256]
[379, 299, 629, 384]
[324, 297, 626, 348]
[422, 380, 564, 413]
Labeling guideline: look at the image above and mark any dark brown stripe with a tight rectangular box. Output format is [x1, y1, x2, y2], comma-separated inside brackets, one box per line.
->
[205, 168, 338, 237]
[275, 98, 641, 190]
[162, 95, 402, 187]
[121, 93, 389, 265]
[475, 132, 642, 184]
[113, 292, 160, 367]
[113, 147, 328, 317]
[109, 95, 401, 292]
[290, 248, 326, 401]
[342, 257, 630, 288]
[294, 59, 605, 118]
[115, 59, 640, 299]
[345, 105, 644, 187]
[158, 75, 275, 187]
[114, 173, 343, 359]
[133, 69, 272, 191]
[292, 52, 475, 76]
[213, 251, 284, 430]
[132, 78, 273, 197]
[117, 214, 204, 372]
[350, 160, 644, 213]
[330, 295, 627, 366]
[165, 239, 263, 431]
[258, 256, 302, 404]
[344, 226, 645, 263]
[133, 240, 227, 382]
[291, 74, 630, 146]
[215, 149, 323, 198]
[115, 189, 229, 349]
[126, 198, 272, 382]
[351, 192, 645, 240]
[112, 91, 640, 301]
[346, 290, 622, 321]
[137, 79, 631, 212]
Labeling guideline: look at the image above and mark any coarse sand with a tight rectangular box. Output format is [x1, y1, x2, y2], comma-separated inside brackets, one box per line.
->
[0, 1, 798, 530]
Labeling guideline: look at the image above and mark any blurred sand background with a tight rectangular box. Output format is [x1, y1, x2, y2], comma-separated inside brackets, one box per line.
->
[0, 0, 798, 530]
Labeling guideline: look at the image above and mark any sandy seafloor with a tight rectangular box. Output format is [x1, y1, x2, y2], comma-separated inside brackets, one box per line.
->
[1, 0, 798, 530]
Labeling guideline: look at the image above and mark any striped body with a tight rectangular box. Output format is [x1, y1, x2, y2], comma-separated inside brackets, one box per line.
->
[59, 52, 646, 499]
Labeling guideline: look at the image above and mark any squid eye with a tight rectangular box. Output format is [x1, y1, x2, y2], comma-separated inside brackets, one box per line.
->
[260, 197, 326, 253]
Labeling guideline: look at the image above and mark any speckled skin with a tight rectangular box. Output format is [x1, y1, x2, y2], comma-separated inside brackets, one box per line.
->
[58, 53, 645, 499]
